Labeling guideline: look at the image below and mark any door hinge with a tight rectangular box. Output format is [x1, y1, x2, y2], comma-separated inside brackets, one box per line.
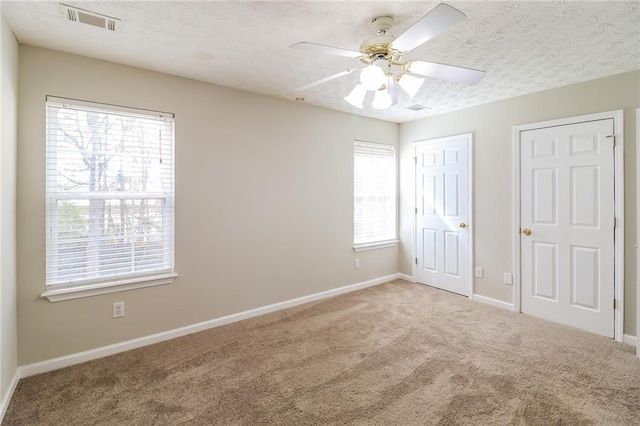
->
[415, 207, 418, 214]
[415, 257, 418, 265]
[606, 134, 616, 147]
[414, 157, 417, 165]
[614, 217, 617, 228]
[613, 299, 617, 310]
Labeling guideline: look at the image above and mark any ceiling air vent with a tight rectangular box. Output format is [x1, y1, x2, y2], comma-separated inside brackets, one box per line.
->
[60, 4, 120, 32]
[405, 104, 431, 111]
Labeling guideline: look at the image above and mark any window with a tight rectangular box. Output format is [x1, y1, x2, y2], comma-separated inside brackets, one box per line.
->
[44, 97, 175, 300]
[353, 141, 397, 250]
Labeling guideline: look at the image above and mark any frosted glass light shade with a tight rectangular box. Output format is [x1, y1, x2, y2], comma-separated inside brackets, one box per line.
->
[398, 74, 425, 99]
[344, 84, 367, 109]
[360, 64, 386, 91]
[372, 89, 392, 110]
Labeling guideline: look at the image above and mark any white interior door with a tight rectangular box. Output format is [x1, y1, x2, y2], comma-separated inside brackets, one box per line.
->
[520, 119, 615, 338]
[415, 135, 470, 296]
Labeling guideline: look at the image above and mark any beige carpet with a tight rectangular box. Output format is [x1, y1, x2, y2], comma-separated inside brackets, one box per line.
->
[4, 280, 640, 425]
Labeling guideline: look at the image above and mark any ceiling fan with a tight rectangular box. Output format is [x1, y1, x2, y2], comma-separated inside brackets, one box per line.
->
[290, 3, 486, 110]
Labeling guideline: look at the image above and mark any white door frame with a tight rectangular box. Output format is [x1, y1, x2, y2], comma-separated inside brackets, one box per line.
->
[512, 110, 624, 342]
[636, 108, 639, 357]
[412, 133, 474, 298]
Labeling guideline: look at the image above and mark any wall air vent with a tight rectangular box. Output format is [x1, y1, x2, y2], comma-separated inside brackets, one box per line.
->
[406, 104, 431, 111]
[60, 4, 120, 32]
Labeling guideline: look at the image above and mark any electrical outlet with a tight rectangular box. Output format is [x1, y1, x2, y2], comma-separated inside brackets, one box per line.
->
[475, 267, 483, 278]
[112, 301, 125, 318]
[504, 272, 513, 285]
[354, 259, 360, 269]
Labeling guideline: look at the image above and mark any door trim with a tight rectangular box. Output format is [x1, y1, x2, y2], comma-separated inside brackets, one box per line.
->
[636, 108, 639, 357]
[512, 110, 624, 342]
[412, 133, 474, 298]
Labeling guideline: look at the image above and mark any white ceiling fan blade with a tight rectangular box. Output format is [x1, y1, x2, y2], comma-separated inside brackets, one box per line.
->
[294, 69, 355, 92]
[390, 3, 466, 53]
[406, 60, 486, 85]
[290, 42, 363, 59]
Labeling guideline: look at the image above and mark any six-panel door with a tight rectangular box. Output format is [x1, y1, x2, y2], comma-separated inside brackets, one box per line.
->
[415, 136, 470, 296]
[520, 119, 615, 338]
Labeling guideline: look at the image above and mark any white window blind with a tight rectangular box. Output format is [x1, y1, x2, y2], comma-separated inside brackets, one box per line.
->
[45, 97, 175, 288]
[354, 141, 397, 245]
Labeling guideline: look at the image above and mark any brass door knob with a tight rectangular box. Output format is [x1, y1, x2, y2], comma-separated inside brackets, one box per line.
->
[522, 228, 532, 236]
[459, 223, 467, 228]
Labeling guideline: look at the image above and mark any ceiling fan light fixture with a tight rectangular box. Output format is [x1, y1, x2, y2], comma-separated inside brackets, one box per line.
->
[398, 74, 425, 99]
[291, 3, 486, 110]
[360, 60, 387, 91]
[372, 88, 392, 110]
[344, 84, 367, 109]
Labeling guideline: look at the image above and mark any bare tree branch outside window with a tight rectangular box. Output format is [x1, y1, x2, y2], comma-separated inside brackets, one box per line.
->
[46, 99, 174, 287]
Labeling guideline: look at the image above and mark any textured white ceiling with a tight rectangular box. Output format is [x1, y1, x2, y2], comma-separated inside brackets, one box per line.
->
[3, 1, 639, 123]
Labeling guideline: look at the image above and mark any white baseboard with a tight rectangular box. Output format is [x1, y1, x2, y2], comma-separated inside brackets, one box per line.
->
[397, 273, 415, 282]
[472, 293, 514, 311]
[19, 273, 404, 379]
[623, 334, 637, 347]
[0, 369, 21, 422]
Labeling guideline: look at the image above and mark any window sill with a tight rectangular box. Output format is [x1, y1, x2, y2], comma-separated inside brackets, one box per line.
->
[41, 273, 178, 302]
[353, 240, 399, 252]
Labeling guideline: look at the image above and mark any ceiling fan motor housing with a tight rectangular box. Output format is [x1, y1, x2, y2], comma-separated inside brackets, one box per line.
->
[360, 17, 403, 64]
[360, 34, 395, 62]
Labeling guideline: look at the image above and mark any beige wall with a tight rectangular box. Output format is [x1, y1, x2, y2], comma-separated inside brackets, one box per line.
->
[17, 46, 399, 365]
[14, 44, 638, 366]
[0, 14, 19, 405]
[399, 71, 640, 336]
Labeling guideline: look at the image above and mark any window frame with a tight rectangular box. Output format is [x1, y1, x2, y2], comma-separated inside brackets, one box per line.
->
[41, 96, 177, 302]
[353, 140, 399, 252]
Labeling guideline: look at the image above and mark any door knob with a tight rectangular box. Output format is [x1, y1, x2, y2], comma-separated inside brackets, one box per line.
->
[459, 223, 467, 228]
[522, 228, 532, 236]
